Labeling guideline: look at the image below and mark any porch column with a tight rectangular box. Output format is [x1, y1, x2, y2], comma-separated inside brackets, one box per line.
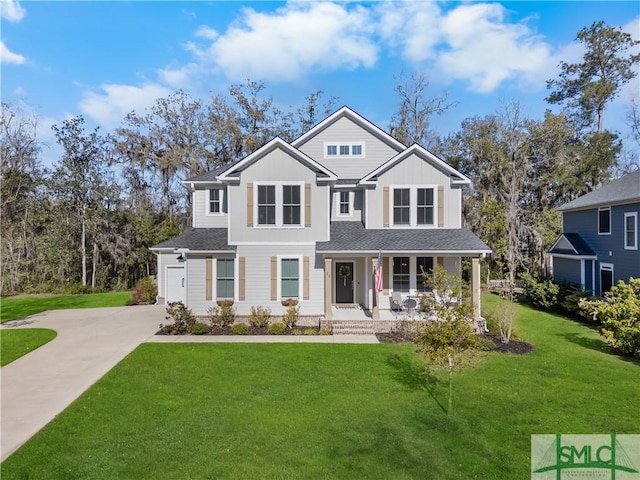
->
[324, 258, 332, 320]
[371, 257, 379, 320]
[471, 257, 481, 322]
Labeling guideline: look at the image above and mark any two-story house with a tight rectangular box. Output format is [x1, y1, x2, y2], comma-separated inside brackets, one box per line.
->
[151, 107, 491, 325]
[549, 169, 640, 295]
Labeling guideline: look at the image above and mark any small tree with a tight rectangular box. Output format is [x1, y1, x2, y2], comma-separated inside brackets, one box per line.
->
[415, 265, 478, 415]
[494, 290, 516, 344]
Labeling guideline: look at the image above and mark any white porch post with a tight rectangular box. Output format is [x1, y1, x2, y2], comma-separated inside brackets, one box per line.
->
[324, 258, 333, 320]
[471, 257, 481, 322]
[371, 257, 379, 320]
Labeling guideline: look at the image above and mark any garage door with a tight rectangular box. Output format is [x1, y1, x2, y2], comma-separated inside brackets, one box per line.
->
[166, 266, 185, 303]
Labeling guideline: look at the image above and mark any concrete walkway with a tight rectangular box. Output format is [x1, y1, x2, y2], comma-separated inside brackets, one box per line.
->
[0, 305, 165, 462]
[1, 307, 378, 462]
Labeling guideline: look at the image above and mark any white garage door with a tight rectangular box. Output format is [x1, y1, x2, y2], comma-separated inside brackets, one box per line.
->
[166, 266, 185, 303]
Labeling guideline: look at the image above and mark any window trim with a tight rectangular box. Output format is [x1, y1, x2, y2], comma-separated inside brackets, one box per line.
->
[392, 256, 410, 293]
[598, 207, 611, 235]
[206, 188, 225, 216]
[324, 142, 365, 159]
[215, 258, 235, 300]
[624, 212, 638, 250]
[278, 255, 303, 300]
[389, 256, 436, 294]
[389, 185, 437, 228]
[253, 181, 305, 228]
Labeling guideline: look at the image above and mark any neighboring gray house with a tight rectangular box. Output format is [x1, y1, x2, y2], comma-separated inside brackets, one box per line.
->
[151, 107, 490, 323]
[549, 169, 640, 295]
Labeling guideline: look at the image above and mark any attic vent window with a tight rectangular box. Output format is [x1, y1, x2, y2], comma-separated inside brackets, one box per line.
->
[324, 142, 365, 158]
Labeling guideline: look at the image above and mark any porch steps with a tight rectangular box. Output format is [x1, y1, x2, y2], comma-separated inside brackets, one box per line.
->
[324, 320, 399, 335]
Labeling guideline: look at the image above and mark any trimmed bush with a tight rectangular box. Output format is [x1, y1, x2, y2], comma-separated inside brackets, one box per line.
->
[130, 277, 157, 305]
[319, 328, 331, 335]
[292, 328, 304, 335]
[231, 323, 249, 335]
[161, 302, 196, 335]
[520, 273, 559, 310]
[282, 304, 299, 329]
[190, 322, 212, 335]
[207, 303, 236, 328]
[249, 306, 271, 328]
[303, 328, 317, 335]
[267, 322, 286, 335]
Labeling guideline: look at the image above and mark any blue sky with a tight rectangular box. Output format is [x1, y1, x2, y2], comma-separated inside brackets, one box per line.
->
[1, 1, 639, 164]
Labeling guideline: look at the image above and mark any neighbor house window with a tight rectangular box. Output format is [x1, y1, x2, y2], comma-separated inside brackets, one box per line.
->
[625, 212, 637, 249]
[393, 257, 410, 292]
[600, 263, 613, 294]
[416, 257, 434, 292]
[216, 259, 234, 299]
[208, 188, 222, 214]
[281, 258, 299, 298]
[393, 189, 410, 225]
[282, 185, 301, 225]
[339, 191, 350, 215]
[324, 143, 364, 158]
[257, 185, 276, 225]
[598, 207, 611, 234]
[416, 188, 434, 225]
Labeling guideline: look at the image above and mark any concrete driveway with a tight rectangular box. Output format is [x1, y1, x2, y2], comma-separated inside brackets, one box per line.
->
[0, 305, 165, 462]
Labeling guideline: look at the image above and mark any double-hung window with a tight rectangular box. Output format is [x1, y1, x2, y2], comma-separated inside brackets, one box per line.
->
[216, 259, 234, 299]
[393, 257, 410, 292]
[393, 189, 410, 225]
[416, 257, 434, 292]
[208, 188, 222, 214]
[417, 188, 434, 225]
[598, 207, 611, 234]
[281, 258, 299, 298]
[256, 183, 303, 227]
[258, 185, 276, 225]
[339, 191, 351, 215]
[625, 212, 637, 249]
[283, 185, 301, 225]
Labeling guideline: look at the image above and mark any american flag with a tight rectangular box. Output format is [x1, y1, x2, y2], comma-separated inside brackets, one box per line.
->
[375, 250, 383, 293]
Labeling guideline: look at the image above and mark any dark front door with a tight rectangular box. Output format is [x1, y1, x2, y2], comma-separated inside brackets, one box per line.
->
[335, 262, 354, 303]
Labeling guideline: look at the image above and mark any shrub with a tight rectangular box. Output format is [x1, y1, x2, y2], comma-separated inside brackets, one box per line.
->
[281, 298, 299, 307]
[161, 302, 196, 335]
[319, 328, 331, 335]
[207, 303, 236, 328]
[190, 322, 212, 335]
[267, 322, 287, 335]
[64, 283, 94, 295]
[292, 328, 304, 335]
[231, 323, 249, 335]
[559, 285, 591, 315]
[282, 304, 300, 328]
[249, 305, 271, 328]
[130, 277, 157, 305]
[520, 273, 559, 310]
[489, 292, 516, 344]
[476, 336, 496, 351]
[582, 278, 640, 356]
[303, 328, 317, 335]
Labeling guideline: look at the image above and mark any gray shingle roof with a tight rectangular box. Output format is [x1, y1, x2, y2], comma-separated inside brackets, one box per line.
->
[549, 233, 595, 256]
[151, 228, 232, 251]
[185, 163, 237, 182]
[317, 222, 491, 252]
[557, 169, 640, 211]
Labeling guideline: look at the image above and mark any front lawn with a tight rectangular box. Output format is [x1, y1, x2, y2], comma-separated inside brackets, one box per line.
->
[1, 328, 57, 366]
[2, 296, 638, 479]
[0, 292, 130, 323]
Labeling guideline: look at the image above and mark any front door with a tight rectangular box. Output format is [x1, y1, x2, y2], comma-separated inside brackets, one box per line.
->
[335, 262, 354, 303]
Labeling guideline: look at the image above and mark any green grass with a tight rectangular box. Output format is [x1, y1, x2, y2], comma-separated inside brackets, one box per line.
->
[1, 328, 57, 366]
[2, 295, 638, 479]
[0, 292, 130, 323]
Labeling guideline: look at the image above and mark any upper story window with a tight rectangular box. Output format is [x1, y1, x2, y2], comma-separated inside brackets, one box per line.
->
[324, 142, 365, 158]
[338, 191, 351, 216]
[255, 182, 304, 227]
[208, 188, 223, 214]
[625, 212, 637, 250]
[598, 207, 611, 235]
[391, 186, 436, 227]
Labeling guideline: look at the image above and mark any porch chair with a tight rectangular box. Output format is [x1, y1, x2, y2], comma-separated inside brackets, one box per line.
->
[390, 292, 404, 318]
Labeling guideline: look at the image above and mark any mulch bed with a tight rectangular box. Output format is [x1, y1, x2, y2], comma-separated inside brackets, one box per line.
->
[376, 330, 534, 355]
[156, 325, 324, 336]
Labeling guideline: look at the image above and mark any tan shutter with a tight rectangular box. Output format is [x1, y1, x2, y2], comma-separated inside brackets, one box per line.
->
[247, 182, 254, 227]
[270, 256, 277, 301]
[383, 187, 390, 227]
[238, 257, 246, 301]
[303, 256, 310, 300]
[382, 256, 390, 294]
[205, 257, 212, 301]
[437, 186, 444, 227]
[305, 183, 311, 227]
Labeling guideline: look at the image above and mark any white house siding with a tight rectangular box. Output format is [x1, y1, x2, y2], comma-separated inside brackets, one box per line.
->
[228, 147, 329, 244]
[192, 187, 228, 228]
[184, 254, 236, 316]
[157, 252, 182, 303]
[235, 244, 325, 316]
[296, 116, 400, 178]
[366, 154, 462, 229]
[330, 190, 364, 222]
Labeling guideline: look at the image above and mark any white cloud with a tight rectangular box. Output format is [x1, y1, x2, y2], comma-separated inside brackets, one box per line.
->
[0, 0, 26, 22]
[193, 2, 378, 82]
[158, 62, 201, 89]
[194, 25, 218, 40]
[78, 83, 172, 130]
[0, 40, 26, 64]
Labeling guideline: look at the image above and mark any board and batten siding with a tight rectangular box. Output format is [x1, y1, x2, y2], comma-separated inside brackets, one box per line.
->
[227, 147, 329, 244]
[296, 116, 401, 179]
[562, 202, 640, 292]
[192, 187, 228, 228]
[366, 154, 462, 229]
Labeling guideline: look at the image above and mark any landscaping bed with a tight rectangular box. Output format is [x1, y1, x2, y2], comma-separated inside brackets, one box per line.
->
[156, 324, 330, 336]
